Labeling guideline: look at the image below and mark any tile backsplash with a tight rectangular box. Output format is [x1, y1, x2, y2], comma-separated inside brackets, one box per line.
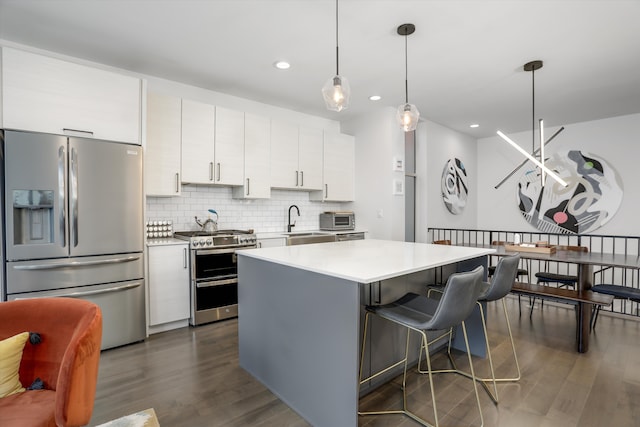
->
[146, 184, 346, 233]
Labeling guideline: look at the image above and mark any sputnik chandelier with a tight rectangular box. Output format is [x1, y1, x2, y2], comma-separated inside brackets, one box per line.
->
[495, 60, 567, 188]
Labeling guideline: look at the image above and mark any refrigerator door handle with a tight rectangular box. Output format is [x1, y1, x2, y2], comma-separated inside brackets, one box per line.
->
[12, 255, 141, 270]
[35, 282, 143, 298]
[70, 147, 79, 247]
[58, 145, 67, 248]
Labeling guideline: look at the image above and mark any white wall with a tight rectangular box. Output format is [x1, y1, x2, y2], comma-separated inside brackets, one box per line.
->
[342, 107, 405, 240]
[147, 186, 343, 233]
[419, 120, 478, 233]
[477, 113, 640, 236]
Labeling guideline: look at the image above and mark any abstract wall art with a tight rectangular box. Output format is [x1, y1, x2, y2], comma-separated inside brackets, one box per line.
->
[441, 157, 468, 215]
[516, 150, 623, 234]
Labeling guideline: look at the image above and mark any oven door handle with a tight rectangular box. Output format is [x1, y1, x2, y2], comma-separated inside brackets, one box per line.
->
[194, 247, 242, 255]
[196, 278, 238, 288]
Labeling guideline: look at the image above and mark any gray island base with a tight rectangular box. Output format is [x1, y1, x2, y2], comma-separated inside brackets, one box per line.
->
[237, 239, 494, 427]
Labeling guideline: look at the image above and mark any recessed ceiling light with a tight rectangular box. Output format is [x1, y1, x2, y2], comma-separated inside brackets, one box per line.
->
[274, 61, 290, 70]
[470, 124, 480, 128]
[369, 95, 381, 101]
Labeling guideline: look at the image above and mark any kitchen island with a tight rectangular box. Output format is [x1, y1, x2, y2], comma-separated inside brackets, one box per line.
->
[237, 239, 495, 427]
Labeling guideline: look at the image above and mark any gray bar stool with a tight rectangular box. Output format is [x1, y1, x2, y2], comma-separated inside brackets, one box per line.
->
[358, 266, 485, 427]
[422, 254, 522, 404]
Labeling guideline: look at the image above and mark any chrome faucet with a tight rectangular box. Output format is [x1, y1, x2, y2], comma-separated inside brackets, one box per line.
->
[287, 205, 300, 232]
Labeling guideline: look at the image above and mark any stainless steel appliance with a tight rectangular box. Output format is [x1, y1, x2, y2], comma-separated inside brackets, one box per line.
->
[319, 211, 355, 231]
[173, 229, 256, 326]
[1, 130, 145, 350]
[336, 231, 365, 241]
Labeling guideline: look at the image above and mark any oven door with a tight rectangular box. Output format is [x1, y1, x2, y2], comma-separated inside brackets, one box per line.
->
[194, 247, 238, 281]
[190, 247, 241, 326]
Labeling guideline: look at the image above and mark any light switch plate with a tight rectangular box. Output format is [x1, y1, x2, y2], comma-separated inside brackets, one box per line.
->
[393, 157, 404, 172]
[393, 179, 404, 195]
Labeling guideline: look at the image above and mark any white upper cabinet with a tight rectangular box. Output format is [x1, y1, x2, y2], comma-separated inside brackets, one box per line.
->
[1, 47, 141, 144]
[214, 107, 245, 186]
[233, 113, 271, 199]
[270, 121, 322, 191]
[180, 103, 244, 186]
[298, 127, 324, 190]
[145, 92, 182, 196]
[311, 132, 355, 202]
[181, 99, 215, 184]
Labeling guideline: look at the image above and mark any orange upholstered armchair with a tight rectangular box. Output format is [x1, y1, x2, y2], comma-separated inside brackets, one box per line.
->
[0, 298, 102, 427]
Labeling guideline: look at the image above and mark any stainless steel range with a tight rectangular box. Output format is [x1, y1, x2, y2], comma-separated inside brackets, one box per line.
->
[174, 229, 256, 326]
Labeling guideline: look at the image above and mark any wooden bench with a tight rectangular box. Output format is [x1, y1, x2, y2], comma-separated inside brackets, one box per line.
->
[512, 282, 615, 307]
[511, 282, 615, 345]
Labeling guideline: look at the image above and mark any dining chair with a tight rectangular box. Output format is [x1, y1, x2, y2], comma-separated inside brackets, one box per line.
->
[422, 255, 521, 404]
[487, 241, 529, 281]
[431, 239, 451, 286]
[530, 245, 588, 316]
[358, 266, 485, 427]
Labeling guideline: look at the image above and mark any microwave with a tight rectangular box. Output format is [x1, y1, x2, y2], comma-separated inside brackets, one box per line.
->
[319, 211, 355, 231]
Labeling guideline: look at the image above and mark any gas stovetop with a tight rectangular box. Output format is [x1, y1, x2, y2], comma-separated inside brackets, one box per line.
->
[174, 229, 257, 248]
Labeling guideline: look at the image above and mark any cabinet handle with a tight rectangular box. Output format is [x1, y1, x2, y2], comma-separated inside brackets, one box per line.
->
[325, 183, 328, 198]
[217, 163, 221, 181]
[300, 171, 304, 187]
[175, 173, 180, 193]
[258, 242, 262, 248]
[183, 248, 188, 269]
[295, 170, 299, 187]
[209, 162, 214, 181]
[62, 128, 94, 136]
[246, 178, 250, 195]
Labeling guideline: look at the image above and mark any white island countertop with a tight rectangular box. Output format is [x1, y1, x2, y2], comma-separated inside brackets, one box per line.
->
[237, 239, 495, 283]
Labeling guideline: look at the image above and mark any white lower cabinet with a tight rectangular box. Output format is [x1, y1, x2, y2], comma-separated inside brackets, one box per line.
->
[257, 237, 286, 248]
[148, 243, 190, 327]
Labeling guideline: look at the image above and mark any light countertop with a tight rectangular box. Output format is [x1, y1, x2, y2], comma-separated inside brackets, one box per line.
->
[256, 229, 367, 240]
[146, 237, 188, 247]
[237, 239, 495, 283]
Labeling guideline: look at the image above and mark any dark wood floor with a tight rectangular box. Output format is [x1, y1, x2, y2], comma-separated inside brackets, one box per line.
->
[90, 297, 640, 426]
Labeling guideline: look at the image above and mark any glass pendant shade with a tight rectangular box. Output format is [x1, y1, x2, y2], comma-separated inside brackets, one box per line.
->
[322, 75, 350, 112]
[397, 103, 420, 132]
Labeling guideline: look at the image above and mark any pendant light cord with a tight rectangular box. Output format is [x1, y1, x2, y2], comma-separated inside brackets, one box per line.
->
[532, 67, 535, 154]
[405, 31, 409, 104]
[335, 0, 339, 76]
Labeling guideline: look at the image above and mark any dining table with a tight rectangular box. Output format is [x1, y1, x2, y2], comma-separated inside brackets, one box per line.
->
[460, 243, 640, 352]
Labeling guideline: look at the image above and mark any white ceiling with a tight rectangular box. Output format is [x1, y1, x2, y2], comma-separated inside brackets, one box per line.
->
[1, 0, 639, 138]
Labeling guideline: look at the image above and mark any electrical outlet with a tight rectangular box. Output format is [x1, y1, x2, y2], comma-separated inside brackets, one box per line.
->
[377, 209, 384, 218]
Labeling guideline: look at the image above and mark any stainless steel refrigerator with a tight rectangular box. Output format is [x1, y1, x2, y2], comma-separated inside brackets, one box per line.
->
[1, 130, 145, 349]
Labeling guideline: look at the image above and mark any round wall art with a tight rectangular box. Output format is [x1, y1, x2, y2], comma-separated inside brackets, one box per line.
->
[516, 150, 623, 234]
[441, 158, 468, 215]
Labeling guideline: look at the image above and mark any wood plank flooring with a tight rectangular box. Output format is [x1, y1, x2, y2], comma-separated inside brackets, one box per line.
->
[90, 297, 640, 426]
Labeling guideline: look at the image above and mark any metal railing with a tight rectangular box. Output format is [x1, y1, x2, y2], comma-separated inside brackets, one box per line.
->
[428, 228, 640, 318]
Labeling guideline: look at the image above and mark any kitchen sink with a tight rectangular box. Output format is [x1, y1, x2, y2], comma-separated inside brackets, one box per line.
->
[285, 232, 336, 246]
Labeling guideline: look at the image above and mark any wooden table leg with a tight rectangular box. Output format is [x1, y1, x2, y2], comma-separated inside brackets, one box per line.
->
[576, 264, 594, 353]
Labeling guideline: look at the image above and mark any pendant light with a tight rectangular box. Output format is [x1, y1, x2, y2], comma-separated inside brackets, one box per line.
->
[396, 23, 419, 132]
[322, 0, 350, 112]
[496, 60, 568, 187]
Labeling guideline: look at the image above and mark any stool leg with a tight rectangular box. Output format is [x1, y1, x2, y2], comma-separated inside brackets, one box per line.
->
[501, 298, 522, 381]
[477, 302, 499, 403]
[461, 320, 485, 427]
